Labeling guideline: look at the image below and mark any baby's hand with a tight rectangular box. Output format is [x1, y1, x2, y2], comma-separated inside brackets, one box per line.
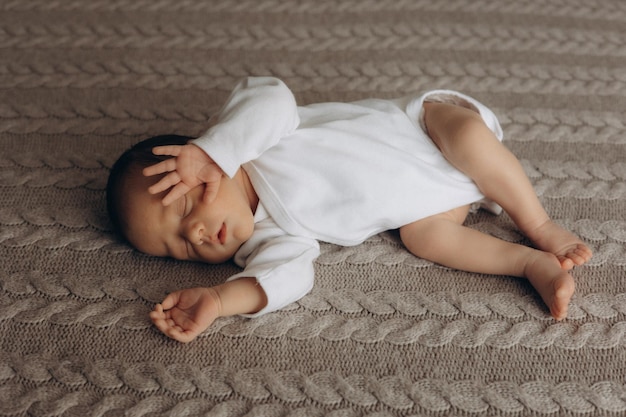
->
[149, 287, 221, 343]
[143, 143, 223, 206]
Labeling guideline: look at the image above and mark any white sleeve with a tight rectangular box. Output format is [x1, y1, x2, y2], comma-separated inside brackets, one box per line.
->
[227, 217, 320, 317]
[191, 77, 300, 178]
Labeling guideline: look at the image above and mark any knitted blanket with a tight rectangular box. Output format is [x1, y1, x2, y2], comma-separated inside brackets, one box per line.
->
[1, 1, 625, 415]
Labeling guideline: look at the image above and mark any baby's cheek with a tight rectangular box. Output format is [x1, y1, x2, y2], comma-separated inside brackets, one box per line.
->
[236, 214, 256, 241]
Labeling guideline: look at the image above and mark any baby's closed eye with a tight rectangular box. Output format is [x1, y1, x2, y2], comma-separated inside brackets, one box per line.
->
[176, 194, 192, 218]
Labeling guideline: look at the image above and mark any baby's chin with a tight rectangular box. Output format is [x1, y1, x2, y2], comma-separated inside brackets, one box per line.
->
[198, 254, 234, 264]
[197, 242, 243, 264]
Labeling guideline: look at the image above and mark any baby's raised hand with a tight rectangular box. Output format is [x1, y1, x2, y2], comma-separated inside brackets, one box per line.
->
[149, 287, 221, 343]
[143, 143, 223, 206]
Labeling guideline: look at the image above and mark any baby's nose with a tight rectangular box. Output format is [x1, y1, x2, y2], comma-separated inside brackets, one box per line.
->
[184, 221, 205, 245]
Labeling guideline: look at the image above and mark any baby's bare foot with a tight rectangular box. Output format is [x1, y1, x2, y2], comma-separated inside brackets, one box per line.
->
[524, 219, 592, 270]
[525, 251, 576, 320]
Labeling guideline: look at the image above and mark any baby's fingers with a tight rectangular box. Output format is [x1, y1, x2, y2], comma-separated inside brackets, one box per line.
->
[202, 180, 221, 204]
[164, 328, 198, 343]
[161, 183, 191, 206]
[143, 158, 177, 177]
[147, 171, 181, 196]
[149, 305, 170, 327]
[152, 317, 191, 342]
[149, 303, 165, 319]
[152, 145, 183, 157]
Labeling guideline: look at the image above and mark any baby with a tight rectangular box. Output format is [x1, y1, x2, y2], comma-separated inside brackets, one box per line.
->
[107, 77, 592, 343]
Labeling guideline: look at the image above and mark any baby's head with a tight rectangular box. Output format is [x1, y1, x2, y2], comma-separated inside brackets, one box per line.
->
[106, 135, 256, 264]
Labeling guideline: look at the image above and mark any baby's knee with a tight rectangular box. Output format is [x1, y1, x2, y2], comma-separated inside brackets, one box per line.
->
[400, 206, 468, 257]
[423, 102, 487, 153]
[400, 219, 445, 260]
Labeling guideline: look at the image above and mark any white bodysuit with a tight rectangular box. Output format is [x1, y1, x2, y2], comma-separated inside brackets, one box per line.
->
[192, 77, 503, 316]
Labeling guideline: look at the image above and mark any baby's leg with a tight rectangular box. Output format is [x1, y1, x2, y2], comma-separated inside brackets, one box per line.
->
[400, 209, 575, 320]
[422, 102, 592, 269]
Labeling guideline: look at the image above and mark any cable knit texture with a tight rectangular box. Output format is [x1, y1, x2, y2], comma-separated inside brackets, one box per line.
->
[1, 1, 625, 415]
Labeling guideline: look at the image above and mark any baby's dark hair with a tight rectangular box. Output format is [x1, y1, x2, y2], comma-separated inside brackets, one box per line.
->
[106, 134, 192, 240]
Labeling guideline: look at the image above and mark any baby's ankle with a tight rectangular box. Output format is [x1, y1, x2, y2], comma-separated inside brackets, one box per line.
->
[519, 216, 553, 242]
[522, 250, 555, 279]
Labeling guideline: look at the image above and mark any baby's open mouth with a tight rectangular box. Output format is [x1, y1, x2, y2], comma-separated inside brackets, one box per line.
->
[218, 223, 227, 244]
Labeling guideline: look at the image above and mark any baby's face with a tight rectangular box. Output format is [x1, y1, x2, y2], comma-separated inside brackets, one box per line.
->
[121, 171, 255, 263]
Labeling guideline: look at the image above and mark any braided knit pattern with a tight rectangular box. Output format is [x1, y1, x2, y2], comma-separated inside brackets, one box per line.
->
[2, 22, 625, 57]
[1, 0, 625, 416]
[2, 61, 626, 96]
[3, 0, 626, 18]
[2, 352, 626, 415]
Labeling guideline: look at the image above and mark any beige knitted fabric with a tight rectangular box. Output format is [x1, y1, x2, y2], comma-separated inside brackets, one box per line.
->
[1, 1, 625, 415]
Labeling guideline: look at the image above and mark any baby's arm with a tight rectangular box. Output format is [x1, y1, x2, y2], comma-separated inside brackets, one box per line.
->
[149, 277, 266, 343]
[150, 220, 319, 343]
[145, 77, 299, 206]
